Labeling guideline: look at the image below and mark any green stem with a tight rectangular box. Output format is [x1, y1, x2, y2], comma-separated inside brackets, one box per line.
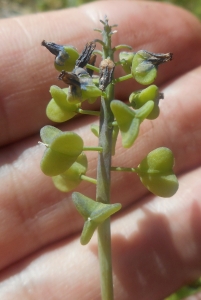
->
[96, 17, 115, 300]
[111, 166, 137, 172]
[80, 175, 97, 184]
[113, 44, 132, 51]
[86, 63, 100, 73]
[112, 73, 133, 84]
[83, 146, 103, 152]
[77, 108, 100, 116]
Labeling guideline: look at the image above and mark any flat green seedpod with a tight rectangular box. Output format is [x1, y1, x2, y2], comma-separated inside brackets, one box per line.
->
[82, 85, 102, 99]
[54, 45, 79, 72]
[90, 124, 99, 137]
[40, 125, 61, 144]
[129, 85, 160, 120]
[129, 85, 158, 108]
[72, 192, 122, 244]
[50, 86, 67, 106]
[139, 173, 179, 198]
[138, 147, 174, 172]
[46, 99, 78, 122]
[136, 147, 179, 197]
[40, 148, 78, 176]
[135, 100, 154, 121]
[132, 51, 157, 85]
[146, 104, 160, 120]
[110, 100, 140, 148]
[40, 131, 83, 176]
[50, 132, 83, 156]
[80, 219, 98, 245]
[87, 97, 98, 104]
[46, 86, 79, 122]
[52, 153, 88, 192]
[112, 126, 119, 156]
[119, 51, 135, 74]
[67, 87, 82, 104]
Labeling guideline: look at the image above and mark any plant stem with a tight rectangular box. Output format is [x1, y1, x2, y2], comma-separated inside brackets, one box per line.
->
[80, 175, 97, 185]
[96, 17, 115, 300]
[112, 73, 132, 83]
[77, 108, 100, 116]
[83, 146, 103, 152]
[86, 63, 100, 73]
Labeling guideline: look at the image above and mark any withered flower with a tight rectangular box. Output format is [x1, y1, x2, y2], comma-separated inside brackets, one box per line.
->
[41, 40, 79, 72]
[99, 58, 115, 91]
[87, 54, 97, 76]
[75, 41, 96, 68]
[59, 67, 102, 104]
[132, 50, 173, 85]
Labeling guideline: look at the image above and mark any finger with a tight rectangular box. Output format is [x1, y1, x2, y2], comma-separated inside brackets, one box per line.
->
[1, 1, 201, 146]
[1, 61, 201, 271]
[1, 167, 201, 300]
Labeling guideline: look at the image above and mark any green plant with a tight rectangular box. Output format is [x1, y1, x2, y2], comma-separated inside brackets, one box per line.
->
[40, 16, 178, 300]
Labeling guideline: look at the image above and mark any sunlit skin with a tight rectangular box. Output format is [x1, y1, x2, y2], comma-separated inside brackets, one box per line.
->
[1, 1, 201, 299]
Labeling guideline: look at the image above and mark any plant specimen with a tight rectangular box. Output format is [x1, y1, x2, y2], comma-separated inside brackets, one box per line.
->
[40, 16, 178, 300]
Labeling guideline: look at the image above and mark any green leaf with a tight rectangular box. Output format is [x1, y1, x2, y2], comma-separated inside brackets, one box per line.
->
[136, 147, 179, 197]
[52, 153, 88, 192]
[72, 192, 121, 245]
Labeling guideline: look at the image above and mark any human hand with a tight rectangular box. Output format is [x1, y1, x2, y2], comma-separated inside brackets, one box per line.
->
[1, 1, 201, 299]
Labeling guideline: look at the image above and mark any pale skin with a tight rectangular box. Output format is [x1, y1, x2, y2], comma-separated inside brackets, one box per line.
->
[1, 1, 201, 299]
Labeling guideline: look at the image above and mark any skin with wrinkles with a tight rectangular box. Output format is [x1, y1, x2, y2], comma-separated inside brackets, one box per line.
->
[0, 1, 201, 299]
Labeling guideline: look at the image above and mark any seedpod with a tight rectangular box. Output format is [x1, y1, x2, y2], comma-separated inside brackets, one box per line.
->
[136, 147, 179, 197]
[40, 126, 83, 176]
[46, 85, 80, 122]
